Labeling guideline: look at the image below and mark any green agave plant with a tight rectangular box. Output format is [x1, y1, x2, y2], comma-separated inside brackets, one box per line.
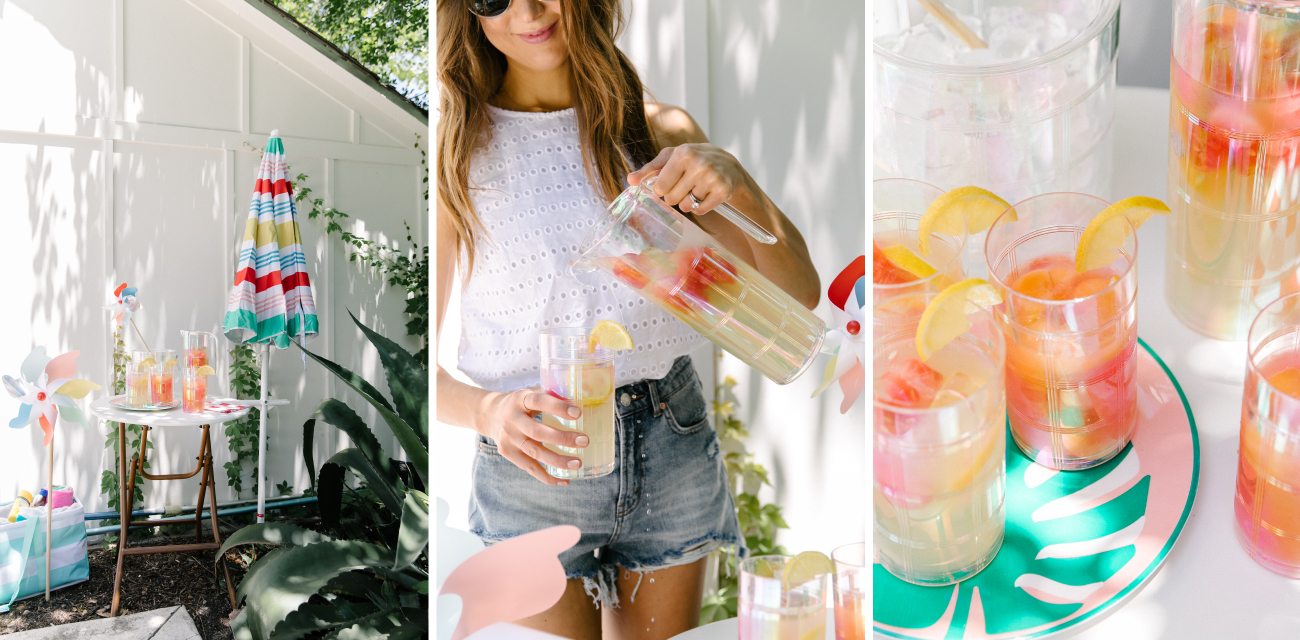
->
[216, 311, 429, 639]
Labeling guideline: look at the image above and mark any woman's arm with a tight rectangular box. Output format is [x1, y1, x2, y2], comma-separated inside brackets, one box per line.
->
[435, 199, 587, 486]
[631, 103, 822, 309]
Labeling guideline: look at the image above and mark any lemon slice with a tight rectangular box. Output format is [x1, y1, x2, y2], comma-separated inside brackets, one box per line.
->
[916, 278, 1002, 360]
[195, 365, 216, 376]
[918, 186, 1015, 256]
[138, 357, 156, 369]
[782, 551, 835, 592]
[163, 359, 178, 369]
[880, 245, 937, 278]
[587, 320, 634, 353]
[1075, 196, 1171, 273]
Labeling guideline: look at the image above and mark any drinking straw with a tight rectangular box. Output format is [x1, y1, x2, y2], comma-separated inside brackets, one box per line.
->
[916, 0, 988, 49]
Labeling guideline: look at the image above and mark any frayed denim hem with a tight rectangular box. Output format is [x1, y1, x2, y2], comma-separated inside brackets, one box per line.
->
[569, 532, 746, 609]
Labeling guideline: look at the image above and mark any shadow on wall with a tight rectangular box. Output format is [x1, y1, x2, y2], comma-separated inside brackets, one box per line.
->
[706, 0, 866, 544]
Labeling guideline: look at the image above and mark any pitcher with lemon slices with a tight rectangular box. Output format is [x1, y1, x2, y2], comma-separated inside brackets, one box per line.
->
[537, 323, 630, 480]
[985, 192, 1168, 470]
[874, 283, 1007, 585]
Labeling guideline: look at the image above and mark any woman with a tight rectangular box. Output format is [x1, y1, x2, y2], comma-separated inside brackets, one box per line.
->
[436, 0, 821, 637]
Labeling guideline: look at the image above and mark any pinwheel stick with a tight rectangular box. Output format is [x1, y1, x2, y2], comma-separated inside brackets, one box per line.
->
[45, 436, 51, 601]
[130, 319, 151, 352]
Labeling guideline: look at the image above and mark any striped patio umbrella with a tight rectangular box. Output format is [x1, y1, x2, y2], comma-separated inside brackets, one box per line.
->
[222, 129, 317, 522]
[223, 129, 318, 347]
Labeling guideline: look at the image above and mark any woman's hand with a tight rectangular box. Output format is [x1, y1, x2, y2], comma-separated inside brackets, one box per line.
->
[627, 143, 747, 216]
[479, 387, 589, 486]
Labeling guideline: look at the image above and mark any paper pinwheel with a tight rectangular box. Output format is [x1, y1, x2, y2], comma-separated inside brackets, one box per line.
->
[5, 348, 100, 446]
[104, 283, 140, 327]
[812, 255, 865, 413]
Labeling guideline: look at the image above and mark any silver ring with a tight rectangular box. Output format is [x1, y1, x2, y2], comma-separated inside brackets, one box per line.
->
[689, 193, 702, 209]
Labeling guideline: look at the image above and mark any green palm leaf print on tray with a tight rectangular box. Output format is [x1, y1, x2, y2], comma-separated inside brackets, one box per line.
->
[875, 340, 1200, 640]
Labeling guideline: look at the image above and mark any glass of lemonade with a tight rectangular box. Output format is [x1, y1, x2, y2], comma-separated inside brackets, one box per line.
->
[126, 350, 152, 408]
[539, 328, 616, 480]
[873, 178, 966, 306]
[985, 192, 1138, 470]
[738, 555, 828, 640]
[831, 543, 865, 640]
[1237, 292, 1300, 578]
[1168, 0, 1300, 340]
[874, 0, 1120, 203]
[873, 291, 1006, 585]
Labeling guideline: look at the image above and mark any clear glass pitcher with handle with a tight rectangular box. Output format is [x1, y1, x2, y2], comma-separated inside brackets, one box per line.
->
[180, 330, 216, 369]
[573, 176, 826, 385]
[1166, 0, 1300, 340]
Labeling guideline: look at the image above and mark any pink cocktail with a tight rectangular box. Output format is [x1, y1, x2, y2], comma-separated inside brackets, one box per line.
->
[831, 543, 865, 640]
[182, 368, 207, 414]
[1237, 292, 1300, 578]
[986, 193, 1138, 470]
[151, 372, 174, 405]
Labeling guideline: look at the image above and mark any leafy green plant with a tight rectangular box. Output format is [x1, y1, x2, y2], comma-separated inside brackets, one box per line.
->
[224, 343, 263, 496]
[699, 371, 789, 624]
[216, 311, 428, 639]
[273, 0, 428, 109]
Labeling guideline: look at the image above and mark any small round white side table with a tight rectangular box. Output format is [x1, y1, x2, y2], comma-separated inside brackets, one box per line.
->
[88, 396, 249, 617]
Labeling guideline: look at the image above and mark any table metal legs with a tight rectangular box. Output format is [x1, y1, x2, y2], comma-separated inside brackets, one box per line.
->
[110, 422, 237, 616]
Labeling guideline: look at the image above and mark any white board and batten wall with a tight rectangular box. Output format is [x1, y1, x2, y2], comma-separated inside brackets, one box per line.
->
[0, 0, 428, 514]
[436, 0, 866, 557]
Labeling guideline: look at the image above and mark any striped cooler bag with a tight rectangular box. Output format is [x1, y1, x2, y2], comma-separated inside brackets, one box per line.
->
[0, 498, 90, 613]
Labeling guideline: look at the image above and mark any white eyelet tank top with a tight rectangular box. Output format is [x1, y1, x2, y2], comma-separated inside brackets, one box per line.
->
[456, 105, 706, 393]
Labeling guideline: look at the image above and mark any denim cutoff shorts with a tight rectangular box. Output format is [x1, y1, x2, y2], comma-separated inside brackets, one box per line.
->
[468, 356, 746, 608]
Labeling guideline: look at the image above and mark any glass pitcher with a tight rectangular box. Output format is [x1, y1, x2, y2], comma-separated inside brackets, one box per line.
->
[574, 176, 825, 385]
[181, 330, 216, 369]
[1167, 0, 1300, 340]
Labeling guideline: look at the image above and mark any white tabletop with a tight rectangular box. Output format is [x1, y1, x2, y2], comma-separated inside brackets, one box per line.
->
[88, 395, 250, 426]
[1047, 86, 1300, 639]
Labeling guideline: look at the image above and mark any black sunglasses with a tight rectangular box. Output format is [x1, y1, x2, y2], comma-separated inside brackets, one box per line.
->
[467, 0, 512, 18]
[468, 0, 557, 19]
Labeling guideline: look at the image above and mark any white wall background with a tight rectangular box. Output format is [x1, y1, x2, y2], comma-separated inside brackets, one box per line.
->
[436, 0, 865, 559]
[0, 0, 427, 514]
[1115, 0, 1173, 89]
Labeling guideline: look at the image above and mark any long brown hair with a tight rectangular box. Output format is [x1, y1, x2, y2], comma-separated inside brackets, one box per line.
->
[437, 0, 657, 277]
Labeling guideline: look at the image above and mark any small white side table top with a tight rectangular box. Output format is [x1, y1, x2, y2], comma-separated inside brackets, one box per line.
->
[88, 395, 250, 426]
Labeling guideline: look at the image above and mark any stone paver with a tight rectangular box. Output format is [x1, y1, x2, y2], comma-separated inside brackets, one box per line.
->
[3, 606, 200, 640]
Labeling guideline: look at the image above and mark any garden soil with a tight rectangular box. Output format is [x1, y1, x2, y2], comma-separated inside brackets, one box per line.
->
[0, 537, 250, 640]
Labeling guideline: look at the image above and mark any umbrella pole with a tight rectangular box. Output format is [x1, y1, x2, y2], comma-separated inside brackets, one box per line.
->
[257, 342, 269, 524]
